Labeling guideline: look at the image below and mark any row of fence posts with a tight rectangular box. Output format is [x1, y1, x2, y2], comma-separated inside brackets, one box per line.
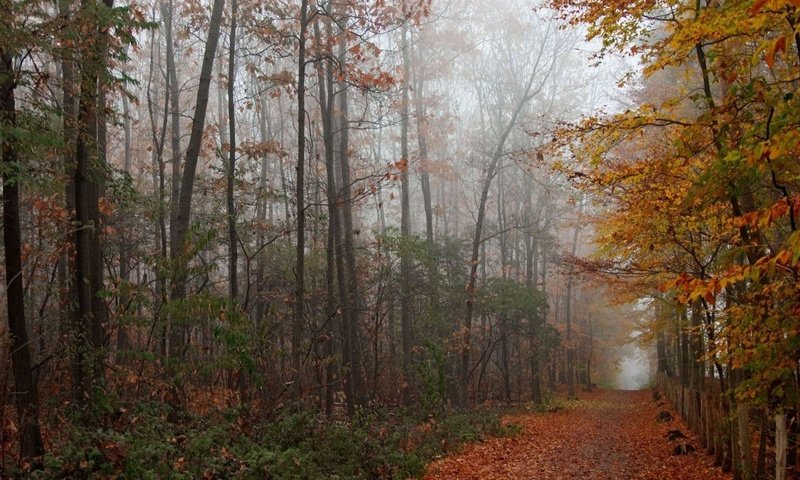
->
[656, 372, 789, 480]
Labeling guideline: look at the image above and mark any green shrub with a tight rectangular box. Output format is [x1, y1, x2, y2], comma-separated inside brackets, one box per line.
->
[12, 399, 516, 479]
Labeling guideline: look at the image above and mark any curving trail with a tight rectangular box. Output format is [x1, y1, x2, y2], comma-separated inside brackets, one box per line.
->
[424, 389, 732, 480]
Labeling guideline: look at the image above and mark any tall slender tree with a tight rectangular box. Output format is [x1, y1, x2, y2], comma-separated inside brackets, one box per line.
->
[1, 29, 45, 460]
[168, 0, 226, 360]
[226, 0, 238, 302]
[72, 0, 115, 401]
[292, 0, 309, 400]
[399, 21, 414, 407]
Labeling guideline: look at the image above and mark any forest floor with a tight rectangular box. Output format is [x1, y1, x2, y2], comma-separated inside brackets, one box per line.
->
[424, 389, 732, 480]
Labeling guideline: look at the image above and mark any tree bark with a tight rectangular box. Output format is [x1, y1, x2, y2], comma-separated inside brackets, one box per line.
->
[117, 75, 133, 358]
[399, 22, 414, 407]
[336, 27, 367, 408]
[168, 0, 225, 360]
[1, 45, 45, 461]
[410, 35, 436, 306]
[164, 0, 181, 258]
[565, 212, 580, 399]
[776, 412, 787, 480]
[72, 0, 114, 401]
[226, 0, 238, 301]
[314, 14, 338, 415]
[737, 403, 753, 479]
[291, 0, 309, 401]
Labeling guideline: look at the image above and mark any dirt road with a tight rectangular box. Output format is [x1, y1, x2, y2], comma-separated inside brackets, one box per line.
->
[424, 389, 732, 480]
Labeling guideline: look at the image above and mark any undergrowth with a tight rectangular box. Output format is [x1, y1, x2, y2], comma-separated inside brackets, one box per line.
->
[4, 401, 519, 479]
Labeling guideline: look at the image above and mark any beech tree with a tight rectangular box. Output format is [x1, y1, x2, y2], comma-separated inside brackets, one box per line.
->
[551, 0, 800, 476]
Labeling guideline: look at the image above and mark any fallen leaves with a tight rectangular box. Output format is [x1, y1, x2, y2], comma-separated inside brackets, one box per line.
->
[424, 389, 732, 480]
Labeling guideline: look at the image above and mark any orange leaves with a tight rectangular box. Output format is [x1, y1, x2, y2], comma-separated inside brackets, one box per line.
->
[662, 273, 719, 305]
[749, 0, 770, 14]
[32, 193, 68, 224]
[383, 158, 409, 182]
[347, 69, 395, 91]
[734, 196, 799, 231]
[749, 0, 800, 15]
[238, 140, 286, 160]
[98, 197, 116, 217]
[764, 35, 786, 67]
[348, 43, 362, 58]
[553, 0, 800, 411]
[744, 0, 800, 67]
[425, 390, 731, 480]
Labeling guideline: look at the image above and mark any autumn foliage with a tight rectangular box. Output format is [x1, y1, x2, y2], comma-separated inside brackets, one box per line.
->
[549, 0, 800, 477]
[426, 389, 731, 480]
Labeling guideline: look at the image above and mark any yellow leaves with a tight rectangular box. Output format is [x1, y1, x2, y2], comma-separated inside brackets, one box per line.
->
[787, 230, 800, 263]
[552, 0, 800, 408]
[685, 278, 717, 305]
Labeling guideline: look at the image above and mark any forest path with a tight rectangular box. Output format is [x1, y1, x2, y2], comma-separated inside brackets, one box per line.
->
[424, 389, 732, 480]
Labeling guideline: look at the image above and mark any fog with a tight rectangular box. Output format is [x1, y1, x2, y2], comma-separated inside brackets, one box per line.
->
[616, 348, 651, 390]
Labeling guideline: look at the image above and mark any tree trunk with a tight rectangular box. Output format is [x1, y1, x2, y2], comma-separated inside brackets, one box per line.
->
[776, 413, 787, 480]
[291, 0, 309, 401]
[655, 301, 671, 376]
[226, 0, 239, 302]
[72, 0, 114, 401]
[253, 93, 269, 326]
[145, 26, 169, 360]
[336, 29, 366, 408]
[411, 36, 436, 306]
[497, 174, 511, 403]
[58, 0, 77, 374]
[565, 218, 580, 399]
[168, 0, 225, 362]
[585, 317, 593, 392]
[524, 181, 543, 403]
[399, 22, 413, 407]
[163, 0, 180, 362]
[755, 410, 767, 480]
[460, 70, 537, 408]
[164, 0, 181, 258]
[737, 403, 753, 480]
[314, 14, 338, 415]
[117, 77, 133, 358]
[1, 46, 45, 460]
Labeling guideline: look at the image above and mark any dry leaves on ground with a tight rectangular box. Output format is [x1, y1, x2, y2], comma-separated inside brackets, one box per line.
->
[425, 389, 732, 480]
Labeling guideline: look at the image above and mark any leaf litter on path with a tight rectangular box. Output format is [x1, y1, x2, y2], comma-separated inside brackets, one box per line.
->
[424, 389, 731, 480]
